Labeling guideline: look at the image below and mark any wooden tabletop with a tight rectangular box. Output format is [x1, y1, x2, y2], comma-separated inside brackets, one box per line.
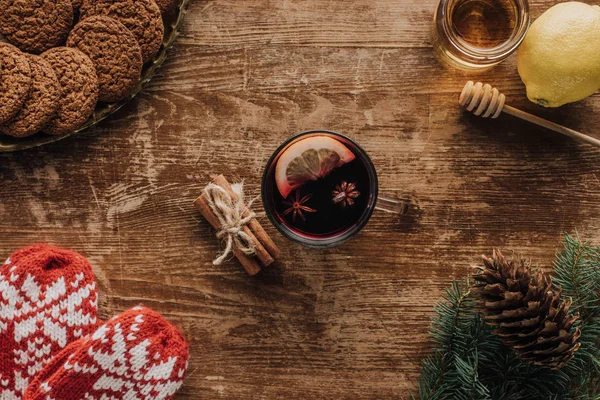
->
[1, 0, 600, 398]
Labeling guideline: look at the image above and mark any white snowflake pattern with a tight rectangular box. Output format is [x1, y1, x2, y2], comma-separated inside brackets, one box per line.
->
[0, 263, 97, 398]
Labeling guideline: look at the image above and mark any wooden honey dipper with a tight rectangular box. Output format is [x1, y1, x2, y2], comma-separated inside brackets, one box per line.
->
[459, 81, 600, 148]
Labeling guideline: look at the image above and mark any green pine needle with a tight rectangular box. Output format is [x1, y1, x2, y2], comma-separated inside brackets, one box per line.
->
[415, 232, 600, 400]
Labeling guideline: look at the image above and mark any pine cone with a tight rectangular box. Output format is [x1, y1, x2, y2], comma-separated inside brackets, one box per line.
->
[472, 249, 581, 369]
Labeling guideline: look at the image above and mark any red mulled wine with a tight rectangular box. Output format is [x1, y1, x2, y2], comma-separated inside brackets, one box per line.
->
[262, 131, 378, 246]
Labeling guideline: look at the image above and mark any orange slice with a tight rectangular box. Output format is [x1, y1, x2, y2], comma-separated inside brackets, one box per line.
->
[275, 135, 356, 198]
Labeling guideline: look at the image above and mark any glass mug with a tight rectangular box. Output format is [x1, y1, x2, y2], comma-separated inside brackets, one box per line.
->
[432, 0, 529, 69]
[261, 130, 409, 248]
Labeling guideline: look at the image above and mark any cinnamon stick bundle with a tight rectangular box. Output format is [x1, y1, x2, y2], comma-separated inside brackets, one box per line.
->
[194, 175, 280, 276]
[212, 175, 280, 259]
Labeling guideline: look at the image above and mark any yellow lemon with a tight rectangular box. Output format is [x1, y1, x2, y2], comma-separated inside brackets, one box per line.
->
[518, 2, 600, 107]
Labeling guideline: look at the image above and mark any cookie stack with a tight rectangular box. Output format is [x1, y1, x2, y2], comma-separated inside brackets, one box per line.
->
[0, 0, 174, 138]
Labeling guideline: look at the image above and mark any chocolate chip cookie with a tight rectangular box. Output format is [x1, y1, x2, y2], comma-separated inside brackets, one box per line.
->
[41, 47, 99, 135]
[68, 16, 143, 102]
[0, 54, 61, 137]
[0, 42, 32, 125]
[80, 0, 164, 62]
[0, 0, 74, 54]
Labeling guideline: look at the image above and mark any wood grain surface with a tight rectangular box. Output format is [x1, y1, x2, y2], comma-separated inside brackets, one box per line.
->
[1, 0, 600, 398]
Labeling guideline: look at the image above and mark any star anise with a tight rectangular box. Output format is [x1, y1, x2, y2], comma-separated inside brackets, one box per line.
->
[332, 181, 360, 207]
[282, 190, 317, 222]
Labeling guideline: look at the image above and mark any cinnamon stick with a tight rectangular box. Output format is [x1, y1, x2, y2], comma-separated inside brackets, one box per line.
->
[197, 184, 273, 267]
[212, 175, 281, 260]
[193, 194, 261, 276]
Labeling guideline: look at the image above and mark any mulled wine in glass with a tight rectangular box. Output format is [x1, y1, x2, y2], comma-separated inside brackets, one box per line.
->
[261, 130, 408, 247]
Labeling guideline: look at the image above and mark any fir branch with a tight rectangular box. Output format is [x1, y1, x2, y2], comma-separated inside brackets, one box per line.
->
[416, 232, 600, 400]
[553, 232, 600, 399]
[553, 231, 600, 320]
[418, 280, 504, 399]
[417, 279, 485, 400]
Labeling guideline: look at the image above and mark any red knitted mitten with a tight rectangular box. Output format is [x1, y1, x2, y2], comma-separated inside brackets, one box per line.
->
[0, 244, 99, 398]
[24, 306, 189, 400]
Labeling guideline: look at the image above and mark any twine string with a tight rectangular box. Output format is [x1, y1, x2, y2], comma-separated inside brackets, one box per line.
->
[202, 182, 257, 266]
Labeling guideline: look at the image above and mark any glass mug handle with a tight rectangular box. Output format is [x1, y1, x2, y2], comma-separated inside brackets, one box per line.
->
[376, 196, 410, 215]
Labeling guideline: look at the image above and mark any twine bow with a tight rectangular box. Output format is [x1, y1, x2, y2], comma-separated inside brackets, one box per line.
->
[202, 182, 257, 266]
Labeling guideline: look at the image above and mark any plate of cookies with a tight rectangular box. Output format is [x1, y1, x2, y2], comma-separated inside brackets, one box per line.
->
[0, 0, 190, 152]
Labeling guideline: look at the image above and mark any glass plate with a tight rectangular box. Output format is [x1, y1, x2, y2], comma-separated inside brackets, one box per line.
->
[0, 0, 191, 152]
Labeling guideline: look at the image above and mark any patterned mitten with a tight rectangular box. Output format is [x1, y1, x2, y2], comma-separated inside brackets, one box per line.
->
[24, 306, 189, 400]
[0, 244, 99, 398]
